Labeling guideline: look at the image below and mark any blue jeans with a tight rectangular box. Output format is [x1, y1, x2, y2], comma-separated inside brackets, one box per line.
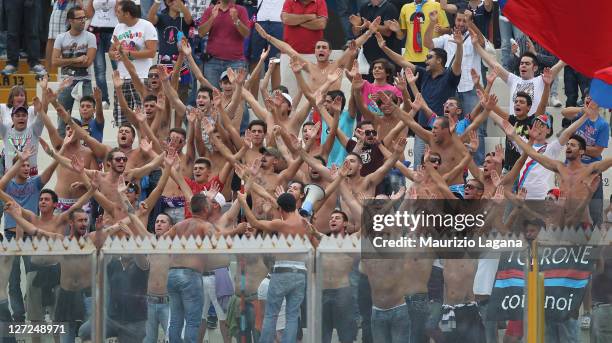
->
[249, 21, 283, 63]
[203, 57, 246, 89]
[590, 176, 604, 227]
[498, 19, 524, 71]
[67, 295, 92, 343]
[5, 0, 41, 66]
[0, 300, 17, 343]
[259, 272, 306, 343]
[57, 79, 93, 137]
[591, 304, 612, 343]
[458, 88, 485, 166]
[371, 304, 411, 343]
[564, 66, 591, 107]
[144, 301, 169, 343]
[188, 57, 205, 107]
[477, 301, 498, 343]
[545, 318, 579, 343]
[93, 30, 117, 103]
[0, 31, 6, 56]
[405, 293, 430, 343]
[167, 268, 204, 343]
[139, 0, 154, 19]
[413, 135, 427, 169]
[335, 0, 355, 41]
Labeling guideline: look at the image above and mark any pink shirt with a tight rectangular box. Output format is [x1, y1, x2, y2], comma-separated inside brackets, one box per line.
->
[201, 4, 249, 61]
[361, 81, 403, 115]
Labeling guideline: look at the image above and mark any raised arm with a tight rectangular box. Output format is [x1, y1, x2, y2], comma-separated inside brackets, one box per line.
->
[469, 28, 509, 82]
[159, 66, 187, 118]
[179, 40, 217, 91]
[0, 148, 32, 190]
[374, 32, 415, 70]
[254, 23, 309, 65]
[142, 156, 173, 210]
[364, 138, 405, 187]
[502, 120, 561, 173]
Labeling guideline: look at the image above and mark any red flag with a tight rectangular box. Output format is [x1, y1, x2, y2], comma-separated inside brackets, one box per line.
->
[501, 0, 612, 78]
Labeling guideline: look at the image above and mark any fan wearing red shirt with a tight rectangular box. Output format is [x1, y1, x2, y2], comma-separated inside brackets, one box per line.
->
[281, 0, 328, 54]
[182, 157, 229, 218]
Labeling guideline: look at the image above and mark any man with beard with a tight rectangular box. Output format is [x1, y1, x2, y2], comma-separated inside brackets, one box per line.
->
[52, 6, 97, 137]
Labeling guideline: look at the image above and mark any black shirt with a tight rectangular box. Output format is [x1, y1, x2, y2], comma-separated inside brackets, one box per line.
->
[345, 140, 385, 176]
[359, 1, 402, 63]
[156, 10, 191, 67]
[415, 65, 461, 128]
[503, 115, 534, 171]
[107, 258, 149, 322]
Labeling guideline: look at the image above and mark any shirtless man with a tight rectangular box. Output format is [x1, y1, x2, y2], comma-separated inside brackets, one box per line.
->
[361, 252, 434, 343]
[165, 194, 215, 343]
[397, 93, 493, 198]
[144, 213, 173, 343]
[255, 20, 373, 91]
[39, 113, 98, 212]
[503, 121, 612, 224]
[238, 192, 308, 343]
[320, 210, 359, 343]
[343, 137, 405, 198]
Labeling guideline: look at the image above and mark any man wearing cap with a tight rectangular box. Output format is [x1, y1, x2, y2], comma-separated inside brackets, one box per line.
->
[237, 191, 309, 343]
[0, 105, 44, 177]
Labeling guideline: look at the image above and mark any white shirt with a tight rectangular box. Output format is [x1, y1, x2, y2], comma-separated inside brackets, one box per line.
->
[473, 258, 499, 295]
[506, 73, 544, 116]
[0, 114, 44, 172]
[515, 138, 563, 199]
[433, 31, 482, 93]
[112, 19, 159, 79]
[91, 0, 119, 28]
[257, 0, 284, 22]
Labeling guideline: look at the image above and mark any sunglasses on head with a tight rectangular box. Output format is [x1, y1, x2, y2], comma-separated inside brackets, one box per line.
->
[114, 157, 128, 163]
[365, 130, 377, 136]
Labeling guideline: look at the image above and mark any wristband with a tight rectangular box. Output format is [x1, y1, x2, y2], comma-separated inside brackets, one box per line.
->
[154, 0, 161, 3]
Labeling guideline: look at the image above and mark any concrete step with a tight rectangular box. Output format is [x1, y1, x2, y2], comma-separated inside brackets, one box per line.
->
[0, 59, 59, 74]
[0, 73, 58, 89]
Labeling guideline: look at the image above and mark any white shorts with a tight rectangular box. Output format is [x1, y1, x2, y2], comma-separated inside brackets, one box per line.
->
[201, 274, 227, 321]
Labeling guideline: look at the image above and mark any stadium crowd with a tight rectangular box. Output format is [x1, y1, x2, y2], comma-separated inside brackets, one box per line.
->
[0, 0, 610, 343]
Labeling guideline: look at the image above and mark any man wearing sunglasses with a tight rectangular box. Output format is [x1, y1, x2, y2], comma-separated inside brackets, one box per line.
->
[52, 6, 97, 137]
